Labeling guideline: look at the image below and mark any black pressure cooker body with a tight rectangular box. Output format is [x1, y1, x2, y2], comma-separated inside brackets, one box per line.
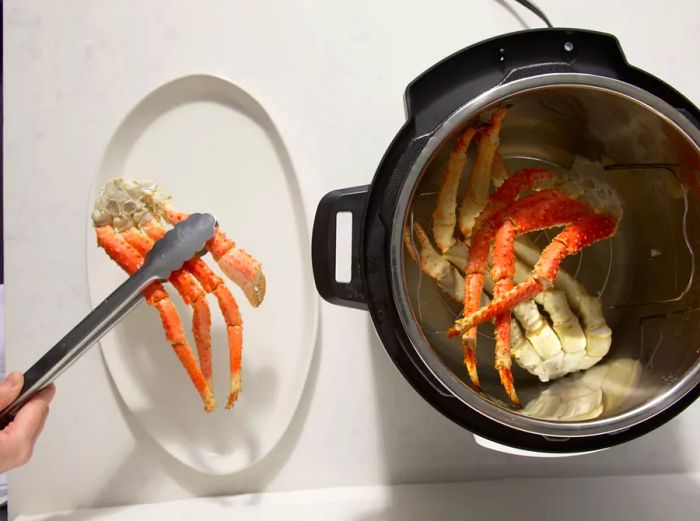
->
[312, 29, 700, 453]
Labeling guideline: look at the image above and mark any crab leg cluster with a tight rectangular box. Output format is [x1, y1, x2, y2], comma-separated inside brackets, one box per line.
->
[405, 106, 621, 404]
[95, 225, 217, 411]
[92, 178, 265, 412]
[450, 177, 619, 403]
[460, 168, 556, 402]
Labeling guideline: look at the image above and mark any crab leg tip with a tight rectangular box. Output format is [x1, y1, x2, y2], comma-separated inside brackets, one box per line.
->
[204, 398, 217, 413]
[498, 367, 520, 406]
[463, 340, 481, 388]
[225, 374, 242, 409]
[225, 394, 239, 409]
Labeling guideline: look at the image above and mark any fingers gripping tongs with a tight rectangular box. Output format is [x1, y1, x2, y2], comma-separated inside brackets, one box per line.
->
[0, 213, 218, 427]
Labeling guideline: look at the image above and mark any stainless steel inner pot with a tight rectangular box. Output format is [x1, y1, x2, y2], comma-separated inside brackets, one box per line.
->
[391, 74, 700, 438]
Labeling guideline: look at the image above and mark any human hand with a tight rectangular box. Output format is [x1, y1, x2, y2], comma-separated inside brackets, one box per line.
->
[0, 373, 56, 472]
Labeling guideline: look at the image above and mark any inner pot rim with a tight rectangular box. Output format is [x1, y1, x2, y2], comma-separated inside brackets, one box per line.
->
[389, 72, 700, 438]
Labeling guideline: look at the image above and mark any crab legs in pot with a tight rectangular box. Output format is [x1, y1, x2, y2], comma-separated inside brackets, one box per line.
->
[92, 178, 266, 412]
[405, 106, 621, 405]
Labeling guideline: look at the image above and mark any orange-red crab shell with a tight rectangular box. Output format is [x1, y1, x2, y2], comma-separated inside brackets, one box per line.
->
[92, 178, 265, 411]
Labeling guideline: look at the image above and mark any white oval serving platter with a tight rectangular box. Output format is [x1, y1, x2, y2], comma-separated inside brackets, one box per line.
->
[85, 74, 318, 474]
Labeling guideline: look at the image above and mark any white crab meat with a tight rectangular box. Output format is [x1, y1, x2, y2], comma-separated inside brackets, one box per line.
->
[92, 177, 172, 231]
[511, 258, 591, 382]
[521, 358, 641, 421]
[514, 239, 613, 364]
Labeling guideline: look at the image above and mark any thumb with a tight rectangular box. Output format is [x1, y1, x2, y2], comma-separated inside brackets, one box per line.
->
[0, 373, 24, 411]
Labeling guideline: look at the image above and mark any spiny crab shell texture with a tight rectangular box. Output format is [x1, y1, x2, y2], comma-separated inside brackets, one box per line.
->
[92, 178, 171, 231]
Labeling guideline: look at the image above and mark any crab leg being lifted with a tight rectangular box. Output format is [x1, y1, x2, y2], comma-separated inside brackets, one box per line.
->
[120, 226, 214, 387]
[126, 222, 245, 408]
[92, 177, 266, 411]
[95, 226, 216, 412]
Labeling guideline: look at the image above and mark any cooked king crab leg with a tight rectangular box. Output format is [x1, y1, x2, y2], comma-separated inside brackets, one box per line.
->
[453, 212, 619, 334]
[432, 128, 477, 253]
[483, 193, 595, 402]
[474, 152, 608, 379]
[405, 105, 618, 400]
[92, 178, 265, 410]
[458, 106, 508, 238]
[405, 221, 536, 375]
[492, 227, 517, 403]
[120, 227, 214, 387]
[123, 222, 245, 408]
[95, 225, 216, 412]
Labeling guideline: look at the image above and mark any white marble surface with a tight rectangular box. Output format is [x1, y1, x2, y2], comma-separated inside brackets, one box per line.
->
[3, 0, 700, 518]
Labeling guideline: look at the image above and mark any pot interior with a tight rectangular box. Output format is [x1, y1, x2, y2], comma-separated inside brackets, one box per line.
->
[400, 82, 700, 429]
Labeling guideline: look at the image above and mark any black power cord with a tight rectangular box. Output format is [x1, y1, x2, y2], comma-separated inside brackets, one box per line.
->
[513, 0, 553, 27]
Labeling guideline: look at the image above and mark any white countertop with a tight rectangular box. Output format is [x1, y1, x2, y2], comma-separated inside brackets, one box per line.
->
[4, 0, 700, 518]
[15, 475, 700, 521]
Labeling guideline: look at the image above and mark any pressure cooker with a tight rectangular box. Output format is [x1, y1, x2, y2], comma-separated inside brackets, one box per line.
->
[311, 28, 700, 454]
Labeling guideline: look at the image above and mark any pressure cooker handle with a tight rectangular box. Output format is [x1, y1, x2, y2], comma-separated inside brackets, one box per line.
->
[312, 185, 369, 310]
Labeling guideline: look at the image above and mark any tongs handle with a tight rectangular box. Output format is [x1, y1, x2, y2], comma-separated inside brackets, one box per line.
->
[0, 267, 154, 426]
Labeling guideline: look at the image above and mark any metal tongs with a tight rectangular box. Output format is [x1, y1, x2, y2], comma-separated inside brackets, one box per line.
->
[0, 213, 218, 427]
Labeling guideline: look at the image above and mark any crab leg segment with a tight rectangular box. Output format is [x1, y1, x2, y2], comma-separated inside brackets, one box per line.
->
[407, 222, 466, 301]
[458, 106, 508, 237]
[493, 276, 517, 404]
[432, 128, 477, 253]
[120, 227, 214, 390]
[490, 153, 510, 188]
[143, 222, 244, 409]
[164, 208, 266, 308]
[185, 258, 244, 408]
[95, 226, 216, 412]
[492, 221, 519, 403]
